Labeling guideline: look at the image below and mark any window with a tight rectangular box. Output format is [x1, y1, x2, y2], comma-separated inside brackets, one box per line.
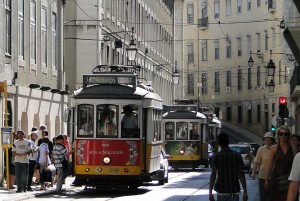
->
[247, 0, 251, 11]
[202, 73, 207, 94]
[41, 7, 47, 65]
[247, 35, 252, 55]
[226, 0, 232, 16]
[30, 0, 36, 63]
[227, 107, 232, 120]
[165, 122, 175, 140]
[187, 43, 194, 63]
[190, 122, 200, 140]
[237, 0, 242, 13]
[248, 109, 252, 123]
[96, 104, 118, 138]
[238, 106, 242, 123]
[214, 40, 220, 59]
[271, 28, 275, 48]
[188, 74, 194, 95]
[215, 72, 220, 94]
[5, 0, 11, 55]
[256, 33, 261, 52]
[202, 40, 207, 61]
[248, 68, 252, 90]
[238, 69, 242, 91]
[187, 4, 194, 23]
[226, 37, 231, 58]
[176, 122, 188, 140]
[52, 12, 57, 69]
[257, 0, 261, 7]
[226, 70, 231, 88]
[237, 37, 242, 56]
[18, 0, 24, 59]
[264, 30, 268, 50]
[214, 0, 220, 18]
[257, 105, 261, 123]
[257, 66, 261, 86]
[78, 104, 94, 137]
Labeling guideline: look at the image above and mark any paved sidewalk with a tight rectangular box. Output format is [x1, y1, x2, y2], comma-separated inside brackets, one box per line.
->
[0, 176, 76, 201]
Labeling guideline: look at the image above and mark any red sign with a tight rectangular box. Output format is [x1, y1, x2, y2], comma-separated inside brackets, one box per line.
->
[75, 140, 140, 166]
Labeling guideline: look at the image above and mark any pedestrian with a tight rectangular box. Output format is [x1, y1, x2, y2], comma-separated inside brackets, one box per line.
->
[290, 134, 300, 153]
[287, 152, 300, 201]
[209, 132, 248, 201]
[38, 136, 52, 190]
[251, 132, 275, 201]
[264, 125, 297, 201]
[27, 127, 39, 191]
[52, 135, 68, 193]
[38, 130, 54, 159]
[12, 130, 32, 193]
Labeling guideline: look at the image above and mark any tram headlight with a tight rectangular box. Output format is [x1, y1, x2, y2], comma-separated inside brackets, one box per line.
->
[124, 168, 129, 173]
[103, 156, 111, 164]
[179, 149, 185, 155]
[85, 168, 90, 172]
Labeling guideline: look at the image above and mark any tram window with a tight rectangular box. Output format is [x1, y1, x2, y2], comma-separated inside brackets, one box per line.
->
[189, 122, 199, 140]
[176, 122, 188, 140]
[153, 110, 162, 141]
[77, 105, 94, 137]
[121, 105, 139, 138]
[96, 104, 118, 138]
[165, 122, 174, 140]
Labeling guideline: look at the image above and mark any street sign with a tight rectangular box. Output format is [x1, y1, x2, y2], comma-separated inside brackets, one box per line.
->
[272, 115, 278, 127]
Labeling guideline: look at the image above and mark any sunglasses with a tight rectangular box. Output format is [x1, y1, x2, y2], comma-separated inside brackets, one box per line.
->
[278, 132, 290, 137]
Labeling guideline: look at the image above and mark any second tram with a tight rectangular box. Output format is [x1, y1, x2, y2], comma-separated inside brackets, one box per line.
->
[69, 65, 164, 189]
[162, 105, 210, 169]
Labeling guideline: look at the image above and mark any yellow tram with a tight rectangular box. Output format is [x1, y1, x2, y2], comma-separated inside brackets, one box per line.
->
[68, 65, 164, 189]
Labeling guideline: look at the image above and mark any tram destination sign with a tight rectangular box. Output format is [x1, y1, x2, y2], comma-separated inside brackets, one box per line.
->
[83, 74, 137, 89]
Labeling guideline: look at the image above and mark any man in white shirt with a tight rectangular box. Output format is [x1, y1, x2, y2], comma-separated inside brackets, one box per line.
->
[12, 130, 32, 193]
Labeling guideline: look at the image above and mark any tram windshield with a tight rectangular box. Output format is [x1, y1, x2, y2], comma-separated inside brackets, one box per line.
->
[165, 121, 200, 140]
[96, 105, 118, 138]
[78, 104, 94, 137]
[176, 122, 188, 140]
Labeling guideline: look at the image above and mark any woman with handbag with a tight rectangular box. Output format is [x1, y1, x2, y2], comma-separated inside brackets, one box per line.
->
[264, 125, 297, 201]
[52, 135, 69, 194]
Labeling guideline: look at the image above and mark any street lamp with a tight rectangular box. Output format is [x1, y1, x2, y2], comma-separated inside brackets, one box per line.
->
[268, 79, 275, 92]
[248, 51, 263, 67]
[126, 27, 138, 61]
[173, 68, 180, 85]
[266, 59, 276, 76]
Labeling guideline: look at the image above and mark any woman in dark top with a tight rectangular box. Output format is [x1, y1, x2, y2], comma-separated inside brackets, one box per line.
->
[265, 125, 297, 201]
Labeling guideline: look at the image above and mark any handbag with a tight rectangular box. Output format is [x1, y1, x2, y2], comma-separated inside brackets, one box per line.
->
[275, 174, 289, 192]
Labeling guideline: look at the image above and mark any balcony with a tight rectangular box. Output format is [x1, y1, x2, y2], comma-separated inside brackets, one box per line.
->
[198, 17, 208, 30]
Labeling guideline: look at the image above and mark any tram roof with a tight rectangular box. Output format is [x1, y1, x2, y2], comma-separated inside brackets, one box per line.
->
[162, 110, 206, 119]
[73, 84, 163, 102]
[209, 117, 221, 127]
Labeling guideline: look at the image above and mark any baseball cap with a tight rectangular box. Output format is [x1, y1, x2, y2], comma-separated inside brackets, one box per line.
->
[40, 124, 47, 130]
[263, 132, 274, 139]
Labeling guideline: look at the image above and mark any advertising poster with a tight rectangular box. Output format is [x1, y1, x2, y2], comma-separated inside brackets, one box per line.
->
[165, 141, 200, 156]
[75, 140, 140, 166]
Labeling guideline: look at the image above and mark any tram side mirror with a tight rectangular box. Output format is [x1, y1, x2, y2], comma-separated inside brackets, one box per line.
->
[163, 154, 170, 159]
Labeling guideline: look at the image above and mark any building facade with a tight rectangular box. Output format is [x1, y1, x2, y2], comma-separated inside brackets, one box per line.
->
[64, 0, 176, 105]
[0, 0, 66, 183]
[176, 0, 297, 136]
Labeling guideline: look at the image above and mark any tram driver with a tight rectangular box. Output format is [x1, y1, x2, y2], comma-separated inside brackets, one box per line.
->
[121, 105, 138, 138]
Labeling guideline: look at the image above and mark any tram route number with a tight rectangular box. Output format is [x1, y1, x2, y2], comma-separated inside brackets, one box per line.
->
[88, 76, 134, 85]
